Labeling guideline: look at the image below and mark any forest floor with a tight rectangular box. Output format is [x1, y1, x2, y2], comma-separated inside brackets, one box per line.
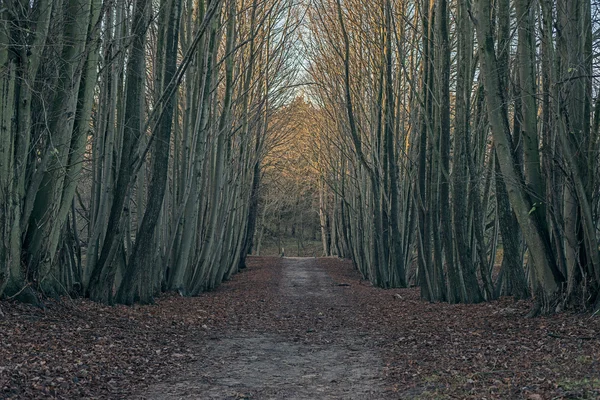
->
[1, 257, 600, 399]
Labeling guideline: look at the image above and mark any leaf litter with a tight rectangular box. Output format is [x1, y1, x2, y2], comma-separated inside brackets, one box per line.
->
[0, 257, 598, 399]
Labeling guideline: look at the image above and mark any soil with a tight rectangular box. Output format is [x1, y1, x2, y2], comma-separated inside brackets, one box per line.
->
[1, 257, 600, 399]
[141, 257, 384, 399]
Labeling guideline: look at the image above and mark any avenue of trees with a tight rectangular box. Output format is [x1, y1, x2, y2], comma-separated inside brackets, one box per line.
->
[2, 0, 600, 315]
[307, 0, 600, 314]
[0, 0, 300, 304]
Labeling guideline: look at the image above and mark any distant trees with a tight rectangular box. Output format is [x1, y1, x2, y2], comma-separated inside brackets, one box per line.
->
[1, 0, 300, 304]
[307, 0, 600, 313]
[252, 98, 323, 257]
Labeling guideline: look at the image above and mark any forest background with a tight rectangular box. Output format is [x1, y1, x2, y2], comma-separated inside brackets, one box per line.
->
[1, 0, 600, 316]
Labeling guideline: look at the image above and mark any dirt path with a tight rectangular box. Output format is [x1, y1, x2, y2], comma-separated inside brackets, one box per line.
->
[141, 257, 385, 399]
[2, 257, 599, 399]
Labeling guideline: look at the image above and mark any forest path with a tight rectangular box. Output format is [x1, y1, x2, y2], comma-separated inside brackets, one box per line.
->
[141, 257, 385, 399]
[2, 257, 599, 399]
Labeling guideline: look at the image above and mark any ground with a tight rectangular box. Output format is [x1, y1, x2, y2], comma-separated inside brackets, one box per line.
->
[0, 257, 599, 399]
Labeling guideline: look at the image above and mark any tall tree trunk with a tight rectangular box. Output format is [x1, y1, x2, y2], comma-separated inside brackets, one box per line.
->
[117, 0, 183, 305]
[417, 0, 434, 301]
[384, 0, 405, 287]
[471, 0, 564, 312]
[437, 0, 455, 300]
[452, 0, 482, 304]
[88, 0, 151, 303]
[494, 0, 528, 300]
[239, 0, 262, 268]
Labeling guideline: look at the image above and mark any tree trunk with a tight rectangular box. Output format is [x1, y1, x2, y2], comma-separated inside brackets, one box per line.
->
[471, 0, 564, 312]
[117, 0, 182, 305]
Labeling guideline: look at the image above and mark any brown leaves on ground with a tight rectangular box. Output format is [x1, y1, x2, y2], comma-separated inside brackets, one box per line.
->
[0, 257, 599, 399]
[322, 259, 600, 399]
